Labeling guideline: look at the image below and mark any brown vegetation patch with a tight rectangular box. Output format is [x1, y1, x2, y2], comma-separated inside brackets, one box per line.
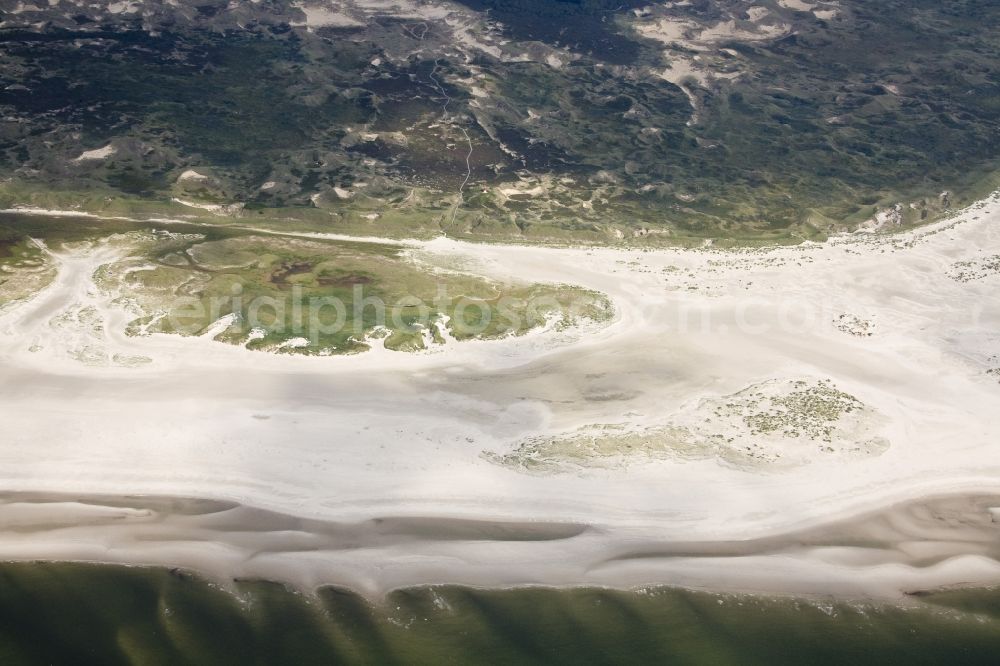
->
[269, 261, 314, 286]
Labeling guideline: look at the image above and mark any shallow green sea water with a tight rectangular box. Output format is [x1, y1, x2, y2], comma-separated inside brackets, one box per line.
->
[0, 563, 998, 665]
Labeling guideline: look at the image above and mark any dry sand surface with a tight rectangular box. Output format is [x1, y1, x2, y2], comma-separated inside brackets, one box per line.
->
[1, 193, 1000, 599]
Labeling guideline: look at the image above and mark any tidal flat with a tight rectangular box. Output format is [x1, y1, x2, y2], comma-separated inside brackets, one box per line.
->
[1, 193, 1000, 631]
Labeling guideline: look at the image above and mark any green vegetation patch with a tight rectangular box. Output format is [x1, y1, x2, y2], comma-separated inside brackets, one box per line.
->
[487, 378, 890, 473]
[97, 232, 613, 354]
[2, 1, 1000, 244]
[0, 223, 55, 307]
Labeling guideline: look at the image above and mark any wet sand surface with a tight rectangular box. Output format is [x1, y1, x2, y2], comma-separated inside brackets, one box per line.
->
[0, 491, 997, 599]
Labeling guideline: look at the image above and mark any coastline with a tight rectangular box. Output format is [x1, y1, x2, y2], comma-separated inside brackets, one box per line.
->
[4, 560, 1000, 665]
[0, 489, 998, 602]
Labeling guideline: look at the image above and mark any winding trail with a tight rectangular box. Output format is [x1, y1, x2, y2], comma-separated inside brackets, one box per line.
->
[428, 58, 474, 227]
[403, 20, 475, 226]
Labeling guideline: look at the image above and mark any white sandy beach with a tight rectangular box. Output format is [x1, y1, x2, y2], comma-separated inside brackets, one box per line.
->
[1, 194, 1000, 599]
